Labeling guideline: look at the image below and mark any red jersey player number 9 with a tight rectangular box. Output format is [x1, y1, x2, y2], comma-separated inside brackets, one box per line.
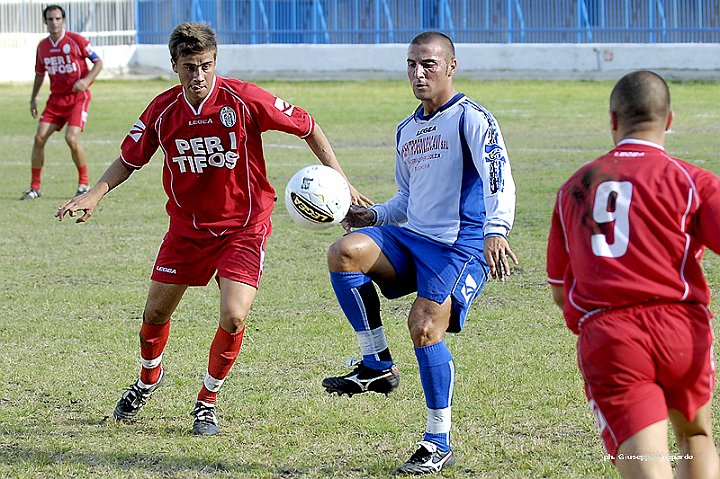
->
[591, 181, 633, 258]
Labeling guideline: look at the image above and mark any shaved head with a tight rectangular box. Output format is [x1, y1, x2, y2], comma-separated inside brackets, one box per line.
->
[410, 31, 455, 63]
[610, 70, 671, 132]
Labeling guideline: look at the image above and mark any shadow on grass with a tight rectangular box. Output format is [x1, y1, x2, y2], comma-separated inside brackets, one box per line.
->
[0, 419, 388, 478]
[0, 442, 273, 476]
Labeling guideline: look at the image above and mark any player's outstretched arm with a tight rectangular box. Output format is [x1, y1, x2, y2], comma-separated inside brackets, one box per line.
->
[484, 235, 519, 283]
[56, 157, 133, 223]
[304, 123, 372, 207]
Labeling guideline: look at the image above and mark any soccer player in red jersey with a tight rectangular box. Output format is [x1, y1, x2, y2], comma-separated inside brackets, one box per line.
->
[56, 22, 369, 435]
[23, 4, 103, 200]
[547, 70, 720, 478]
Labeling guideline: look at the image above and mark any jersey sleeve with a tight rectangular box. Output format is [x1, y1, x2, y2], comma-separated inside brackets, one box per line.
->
[119, 101, 160, 170]
[243, 84, 315, 138]
[466, 111, 516, 237]
[547, 191, 569, 285]
[691, 168, 720, 255]
[373, 138, 410, 225]
[35, 42, 45, 75]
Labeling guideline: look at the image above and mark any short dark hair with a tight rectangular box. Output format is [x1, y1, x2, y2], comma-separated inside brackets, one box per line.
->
[43, 4, 66, 20]
[610, 70, 671, 130]
[410, 31, 455, 60]
[168, 22, 217, 62]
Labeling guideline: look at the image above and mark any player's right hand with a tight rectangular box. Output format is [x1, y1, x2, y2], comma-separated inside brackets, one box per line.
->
[30, 99, 38, 119]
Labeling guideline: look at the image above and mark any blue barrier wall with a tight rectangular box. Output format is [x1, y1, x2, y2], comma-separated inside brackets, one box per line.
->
[136, 0, 720, 44]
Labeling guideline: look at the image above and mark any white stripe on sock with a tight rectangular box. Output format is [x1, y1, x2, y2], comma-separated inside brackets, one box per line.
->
[140, 353, 163, 369]
[426, 406, 452, 434]
[356, 327, 389, 357]
[204, 372, 225, 392]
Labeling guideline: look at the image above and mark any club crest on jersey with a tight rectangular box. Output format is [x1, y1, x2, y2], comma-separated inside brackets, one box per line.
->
[218, 106, 237, 128]
[62, 44, 71, 54]
[274, 97, 295, 117]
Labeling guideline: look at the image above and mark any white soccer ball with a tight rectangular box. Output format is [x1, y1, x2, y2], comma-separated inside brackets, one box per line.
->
[284, 165, 351, 229]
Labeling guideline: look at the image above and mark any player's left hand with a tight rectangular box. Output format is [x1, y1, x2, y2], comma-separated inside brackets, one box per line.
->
[484, 235, 519, 282]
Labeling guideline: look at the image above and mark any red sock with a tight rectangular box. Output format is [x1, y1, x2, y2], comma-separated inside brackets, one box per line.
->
[31, 168, 42, 190]
[139, 321, 171, 385]
[197, 326, 245, 404]
[77, 165, 89, 186]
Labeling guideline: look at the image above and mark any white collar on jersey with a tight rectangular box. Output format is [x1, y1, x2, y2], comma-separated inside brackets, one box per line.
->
[617, 138, 665, 151]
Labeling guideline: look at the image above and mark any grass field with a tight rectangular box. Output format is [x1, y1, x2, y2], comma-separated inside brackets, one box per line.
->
[1, 76, 720, 479]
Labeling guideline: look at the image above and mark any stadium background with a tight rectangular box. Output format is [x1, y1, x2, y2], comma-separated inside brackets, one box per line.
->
[2, 0, 720, 81]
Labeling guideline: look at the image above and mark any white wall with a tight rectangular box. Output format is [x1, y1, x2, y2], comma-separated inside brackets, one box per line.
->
[4, 42, 720, 83]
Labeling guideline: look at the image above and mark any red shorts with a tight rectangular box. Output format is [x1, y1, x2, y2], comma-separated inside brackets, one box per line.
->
[151, 223, 271, 287]
[577, 302, 715, 457]
[40, 91, 92, 130]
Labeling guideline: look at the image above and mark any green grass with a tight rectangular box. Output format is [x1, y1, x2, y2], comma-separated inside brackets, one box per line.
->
[1, 77, 720, 478]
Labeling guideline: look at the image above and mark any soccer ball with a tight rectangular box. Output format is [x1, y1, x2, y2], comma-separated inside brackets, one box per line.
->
[284, 165, 351, 229]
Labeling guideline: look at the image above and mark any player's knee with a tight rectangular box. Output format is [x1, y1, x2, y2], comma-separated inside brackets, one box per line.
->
[142, 307, 171, 325]
[327, 236, 363, 271]
[33, 133, 48, 147]
[65, 133, 81, 149]
[220, 310, 247, 333]
[142, 300, 175, 325]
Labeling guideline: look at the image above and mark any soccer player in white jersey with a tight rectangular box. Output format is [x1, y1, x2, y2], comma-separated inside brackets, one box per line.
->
[56, 22, 368, 436]
[322, 31, 517, 474]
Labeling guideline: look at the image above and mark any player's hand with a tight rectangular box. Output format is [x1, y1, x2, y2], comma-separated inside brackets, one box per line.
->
[484, 235, 519, 282]
[30, 99, 38, 119]
[341, 204, 375, 233]
[72, 78, 89, 92]
[348, 184, 372, 208]
[55, 189, 101, 223]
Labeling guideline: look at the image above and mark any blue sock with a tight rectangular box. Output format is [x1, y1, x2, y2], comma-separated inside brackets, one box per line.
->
[330, 271, 393, 370]
[415, 340, 454, 452]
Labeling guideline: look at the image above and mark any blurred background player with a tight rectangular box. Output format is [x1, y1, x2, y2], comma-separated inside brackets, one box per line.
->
[23, 4, 103, 200]
[547, 70, 720, 478]
[57, 22, 368, 436]
[322, 31, 517, 475]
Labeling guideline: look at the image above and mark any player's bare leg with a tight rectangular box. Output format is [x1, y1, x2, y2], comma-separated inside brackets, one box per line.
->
[192, 278, 256, 435]
[323, 232, 400, 397]
[669, 401, 720, 479]
[395, 297, 456, 475]
[614, 420, 673, 478]
[114, 281, 187, 422]
[22, 122, 58, 199]
[407, 296, 451, 348]
[65, 125, 90, 195]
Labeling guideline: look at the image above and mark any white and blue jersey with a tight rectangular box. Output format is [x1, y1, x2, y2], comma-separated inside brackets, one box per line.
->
[371, 93, 515, 257]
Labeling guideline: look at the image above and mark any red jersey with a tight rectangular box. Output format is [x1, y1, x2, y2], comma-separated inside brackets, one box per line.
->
[547, 139, 720, 333]
[120, 76, 315, 238]
[35, 30, 98, 95]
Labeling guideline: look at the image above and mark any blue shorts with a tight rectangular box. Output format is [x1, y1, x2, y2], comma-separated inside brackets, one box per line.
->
[357, 225, 489, 333]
